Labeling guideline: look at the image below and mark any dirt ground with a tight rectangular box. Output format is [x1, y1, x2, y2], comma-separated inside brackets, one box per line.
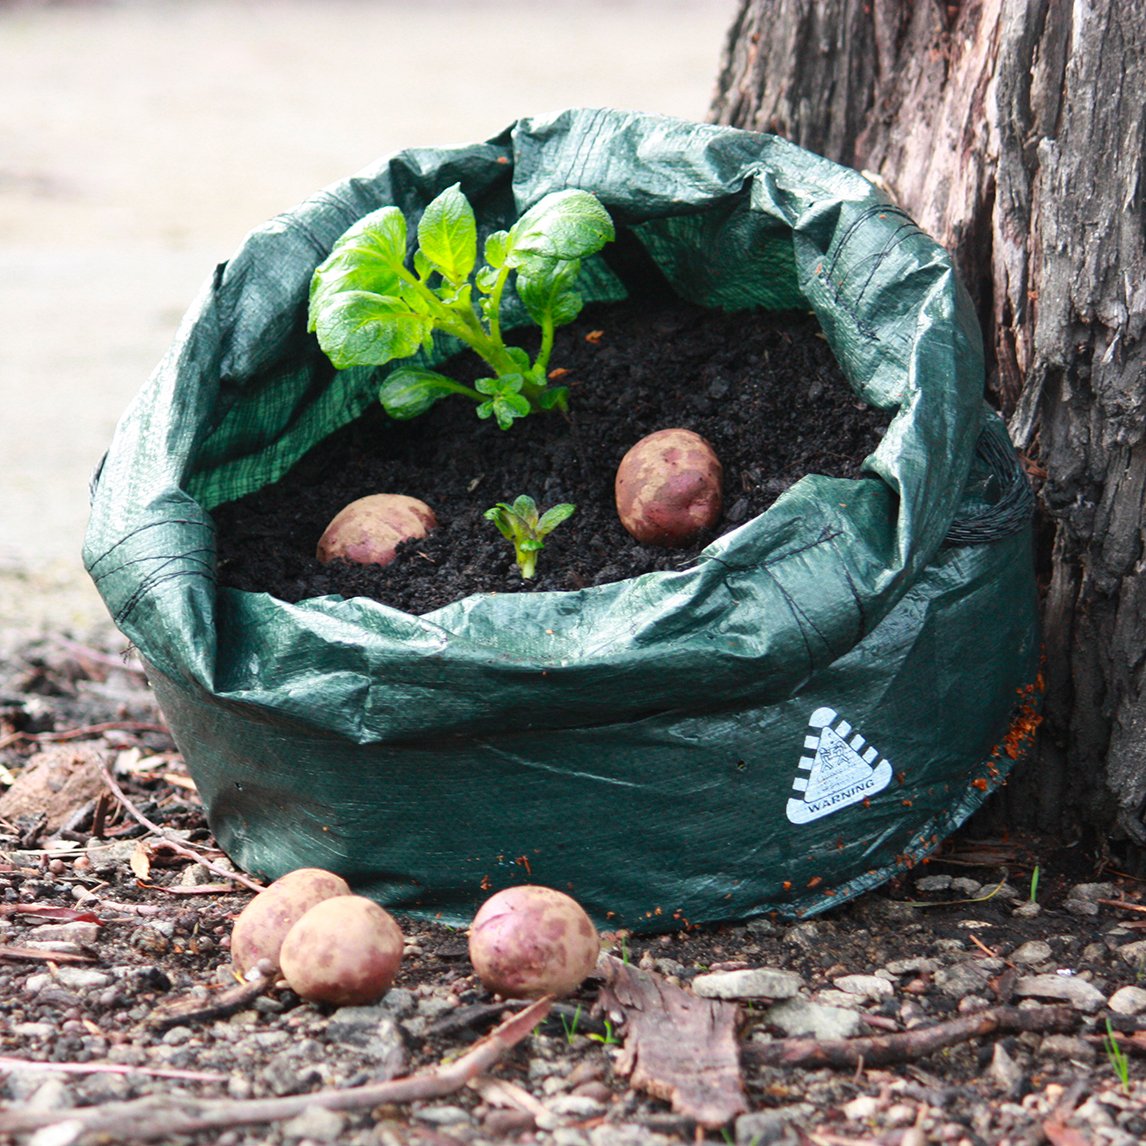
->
[0, 0, 734, 638]
[1, 634, 1146, 1146]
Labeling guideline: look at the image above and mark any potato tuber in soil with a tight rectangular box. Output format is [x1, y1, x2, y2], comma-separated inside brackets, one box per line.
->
[614, 428, 723, 547]
[316, 493, 437, 568]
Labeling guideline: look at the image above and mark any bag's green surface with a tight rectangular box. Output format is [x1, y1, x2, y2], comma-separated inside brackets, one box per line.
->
[85, 108, 1039, 931]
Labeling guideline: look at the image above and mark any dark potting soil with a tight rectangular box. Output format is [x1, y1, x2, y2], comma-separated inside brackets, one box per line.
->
[213, 297, 892, 615]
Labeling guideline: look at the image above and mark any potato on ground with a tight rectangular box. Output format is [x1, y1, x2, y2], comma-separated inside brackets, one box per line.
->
[614, 428, 723, 547]
[231, 867, 351, 975]
[316, 493, 437, 567]
[279, 895, 404, 1006]
[468, 885, 600, 999]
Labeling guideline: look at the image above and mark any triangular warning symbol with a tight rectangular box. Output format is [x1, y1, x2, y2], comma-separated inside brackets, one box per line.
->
[786, 706, 893, 824]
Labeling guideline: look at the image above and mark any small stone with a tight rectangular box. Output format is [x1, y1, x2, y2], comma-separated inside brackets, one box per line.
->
[1065, 899, 1100, 918]
[842, 1095, 881, 1121]
[1012, 901, 1042, 919]
[1010, 940, 1053, 966]
[413, 1104, 472, 1126]
[12, 1022, 56, 1040]
[380, 987, 418, 1019]
[26, 1076, 74, 1112]
[1038, 1033, 1097, 1063]
[950, 877, 983, 896]
[1116, 939, 1146, 968]
[179, 863, 217, 887]
[765, 999, 866, 1040]
[913, 875, 952, 893]
[746, 917, 780, 936]
[1013, 974, 1106, 1013]
[161, 1025, 194, 1046]
[832, 974, 894, 1001]
[26, 922, 100, 945]
[885, 957, 938, 976]
[1067, 882, 1117, 902]
[933, 961, 992, 997]
[989, 1041, 1024, 1095]
[542, 1094, 607, 1125]
[1109, 985, 1146, 1015]
[692, 967, 803, 1000]
[785, 921, 834, 950]
[484, 1108, 536, 1137]
[281, 1104, 346, 1141]
[733, 1107, 815, 1145]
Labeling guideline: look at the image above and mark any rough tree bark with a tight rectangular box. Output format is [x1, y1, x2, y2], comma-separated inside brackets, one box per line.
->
[710, 1, 1146, 846]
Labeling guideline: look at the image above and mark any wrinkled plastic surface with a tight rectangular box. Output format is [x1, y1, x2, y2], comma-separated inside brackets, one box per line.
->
[85, 109, 1039, 929]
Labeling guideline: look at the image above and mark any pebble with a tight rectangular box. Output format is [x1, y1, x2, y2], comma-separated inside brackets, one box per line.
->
[413, 1104, 472, 1126]
[281, 1104, 346, 1142]
[1010, 940, 1053, 965]
[832, 973, 894, 1001]
[1108, 985, 1146, 1015]
[933, 961, 992, 996]
[1012, 974, 1106, 1013]
[691, 967, 803, 1000]
[765, 998, 866, 1040]
[1116, 938, 1146, 967]
[26, 967, 113, 992]
[1038, 1033, 1097, 1063]
[734, 1107, 814, 1146]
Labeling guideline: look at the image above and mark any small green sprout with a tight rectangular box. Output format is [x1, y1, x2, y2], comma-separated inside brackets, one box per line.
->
[484, 495, 575, 579]
[308, 183, 614, 429]
[587, 1017, 621, 1046]
[1028, 864, 1040, 903]
[559, 1004, 583, 1043]
[1104, 1018, 1131, 1094]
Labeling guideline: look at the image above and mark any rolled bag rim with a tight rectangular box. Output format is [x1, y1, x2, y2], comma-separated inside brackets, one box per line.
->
[84, 107, 993, 744]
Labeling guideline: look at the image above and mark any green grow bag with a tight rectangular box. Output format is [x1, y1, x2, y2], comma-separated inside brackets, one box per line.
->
[85, 109, 1038, 931]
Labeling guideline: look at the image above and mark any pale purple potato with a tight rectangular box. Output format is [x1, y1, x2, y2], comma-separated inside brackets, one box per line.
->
[316, 493, 437, 567]
[468, 885, 600, 999]
[279, 896, 404, 1006]
[231, 867, 351, 975]
[614, 428, 723, 547]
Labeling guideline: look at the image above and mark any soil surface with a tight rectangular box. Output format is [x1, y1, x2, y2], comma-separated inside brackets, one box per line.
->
[2, 636, 1146, 1146]
[214, 298, 891, 614]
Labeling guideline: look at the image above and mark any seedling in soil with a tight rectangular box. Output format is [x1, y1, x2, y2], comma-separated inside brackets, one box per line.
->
[1028, 864, 1040, 903]
[587, 1018, 621, 1046]
[1103, 1018, 1131, 1094]
[309, 183, 614, 429]
[484, 495, 575, 579]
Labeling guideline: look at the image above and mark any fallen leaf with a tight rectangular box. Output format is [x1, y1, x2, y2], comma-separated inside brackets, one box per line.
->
[598, 954, 746, 1128]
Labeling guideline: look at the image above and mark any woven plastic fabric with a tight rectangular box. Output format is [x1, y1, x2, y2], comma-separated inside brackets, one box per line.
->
[85, 109, 1039, 930]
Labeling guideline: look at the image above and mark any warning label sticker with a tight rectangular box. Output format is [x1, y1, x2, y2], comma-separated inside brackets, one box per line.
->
[786, 706, 893, 824]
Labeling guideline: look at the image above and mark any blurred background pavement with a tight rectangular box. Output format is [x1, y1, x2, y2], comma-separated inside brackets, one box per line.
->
[0, 0, 736, 638]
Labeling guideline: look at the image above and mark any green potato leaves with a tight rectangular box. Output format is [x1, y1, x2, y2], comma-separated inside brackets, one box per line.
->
[308, 184, 614, 428]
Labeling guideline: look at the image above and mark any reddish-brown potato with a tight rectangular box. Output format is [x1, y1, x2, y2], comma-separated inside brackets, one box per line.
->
[279, 896, 404, 1006]
[468, 885, 600, 999]
[231, 867, 351, 975]
[614, 428, 723, 547]
[316, 493, 437, 567]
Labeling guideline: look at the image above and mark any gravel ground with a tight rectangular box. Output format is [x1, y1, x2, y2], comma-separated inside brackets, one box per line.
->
[1, 635, 1145, 1146]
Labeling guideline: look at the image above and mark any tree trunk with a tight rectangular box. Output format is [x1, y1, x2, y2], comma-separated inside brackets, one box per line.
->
[710, 1, 1146, 847]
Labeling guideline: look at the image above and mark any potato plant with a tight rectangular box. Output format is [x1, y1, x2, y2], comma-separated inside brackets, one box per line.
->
[309, 184, 614, 430]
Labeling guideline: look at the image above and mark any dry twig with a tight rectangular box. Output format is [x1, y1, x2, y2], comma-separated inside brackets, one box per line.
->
[97, 757, 264, 893]
[744, 1004, 1075, 1068]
